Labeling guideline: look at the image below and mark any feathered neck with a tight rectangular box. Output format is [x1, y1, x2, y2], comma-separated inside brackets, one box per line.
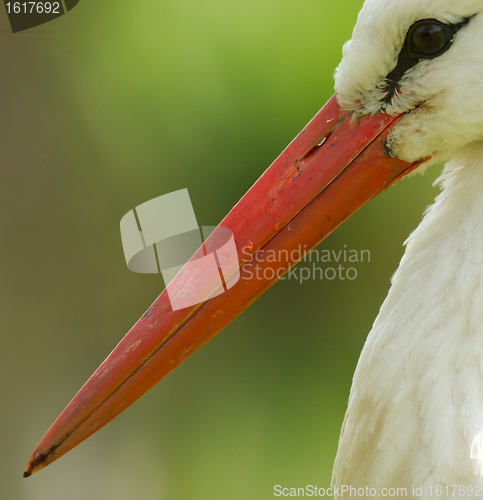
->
[332, 142, 483, 497]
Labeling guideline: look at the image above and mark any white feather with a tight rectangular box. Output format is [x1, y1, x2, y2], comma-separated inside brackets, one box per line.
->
[333, 144, 483, 497]
[331, 1, 483, 497]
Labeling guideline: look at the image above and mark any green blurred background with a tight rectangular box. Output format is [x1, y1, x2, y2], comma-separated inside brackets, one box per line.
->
[0, 1, 441, 499]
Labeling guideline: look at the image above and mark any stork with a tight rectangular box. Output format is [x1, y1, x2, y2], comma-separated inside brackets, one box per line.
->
[24, 0, 483, 497]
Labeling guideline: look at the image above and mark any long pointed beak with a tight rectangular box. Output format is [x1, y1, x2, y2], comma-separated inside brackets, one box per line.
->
[24, 95, 428, 477]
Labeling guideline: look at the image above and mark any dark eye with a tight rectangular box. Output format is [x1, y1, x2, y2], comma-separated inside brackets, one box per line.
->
[408, 20, 453, 58]
[382, 16, 472, 106]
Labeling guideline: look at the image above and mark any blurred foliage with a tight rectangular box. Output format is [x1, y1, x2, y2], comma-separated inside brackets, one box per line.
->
[0, 1, 441, 499]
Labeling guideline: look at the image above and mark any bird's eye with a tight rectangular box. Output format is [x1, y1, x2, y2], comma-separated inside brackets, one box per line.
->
[408, 20, 453, 59]
[381, 16, 472, 106]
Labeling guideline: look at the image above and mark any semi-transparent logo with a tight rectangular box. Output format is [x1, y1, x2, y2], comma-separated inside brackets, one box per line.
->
[120, 189, 240, 311]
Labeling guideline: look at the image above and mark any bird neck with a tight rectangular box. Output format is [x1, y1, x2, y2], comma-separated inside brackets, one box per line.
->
[333, 141, 483, 493]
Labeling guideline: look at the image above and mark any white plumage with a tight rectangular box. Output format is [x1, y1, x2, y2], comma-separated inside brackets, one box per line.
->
[332, 1, 483, 497]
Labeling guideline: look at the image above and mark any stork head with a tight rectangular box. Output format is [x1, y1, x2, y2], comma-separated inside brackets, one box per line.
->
[336, 0, 482, 163]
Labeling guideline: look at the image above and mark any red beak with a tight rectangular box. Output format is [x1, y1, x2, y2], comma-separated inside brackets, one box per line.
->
[24, 95, 428, 477]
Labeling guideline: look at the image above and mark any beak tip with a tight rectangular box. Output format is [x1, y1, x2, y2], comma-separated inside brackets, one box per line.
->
[23, 449, 48, 478]
[23, 461, 34, 478]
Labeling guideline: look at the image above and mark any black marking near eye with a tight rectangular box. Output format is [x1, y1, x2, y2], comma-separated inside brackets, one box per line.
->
[382, 17, 472, 106]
